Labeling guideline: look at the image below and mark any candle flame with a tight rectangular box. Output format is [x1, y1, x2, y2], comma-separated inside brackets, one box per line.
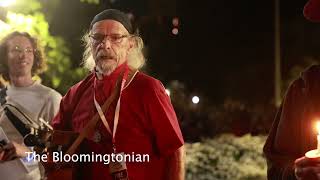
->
[317, 121, 320, 135]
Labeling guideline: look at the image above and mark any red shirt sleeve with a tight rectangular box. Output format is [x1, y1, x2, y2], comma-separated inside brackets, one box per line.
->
[51, 73, 95, 130]
[144, 79, 184, 156]
[51, 86, 76, 130]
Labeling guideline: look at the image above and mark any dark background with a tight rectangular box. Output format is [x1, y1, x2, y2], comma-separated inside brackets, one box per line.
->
[46, 0, 320, 102]
[43, 0, 320, 140]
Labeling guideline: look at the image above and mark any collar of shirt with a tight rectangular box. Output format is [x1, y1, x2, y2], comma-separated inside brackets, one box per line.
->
[94, 63, 128, 103]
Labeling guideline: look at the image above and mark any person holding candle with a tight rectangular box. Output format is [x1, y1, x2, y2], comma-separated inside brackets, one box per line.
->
[264, 65, 320, 179]
[264, 1, 320, 179]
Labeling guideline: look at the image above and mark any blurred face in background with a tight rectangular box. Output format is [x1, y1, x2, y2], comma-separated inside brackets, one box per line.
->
[90, 19, 132, 74]
[6, 35, 34, 78]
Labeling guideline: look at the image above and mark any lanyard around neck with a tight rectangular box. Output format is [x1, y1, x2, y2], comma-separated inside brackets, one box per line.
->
[93, 67, 129, 146]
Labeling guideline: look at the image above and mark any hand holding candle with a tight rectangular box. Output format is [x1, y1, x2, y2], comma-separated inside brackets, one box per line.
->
[294, 120, 320, 179]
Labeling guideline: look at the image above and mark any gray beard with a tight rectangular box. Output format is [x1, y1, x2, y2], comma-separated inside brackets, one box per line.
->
[96, 62, 117, 76]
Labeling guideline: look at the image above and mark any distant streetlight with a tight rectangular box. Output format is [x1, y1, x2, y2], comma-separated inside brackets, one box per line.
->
[192, 96, 199, 104]
[165, 89, 171, 96]
[172, 28, 178, 35]
[0, 0, 16, 7]
[172, 17, 179, 27]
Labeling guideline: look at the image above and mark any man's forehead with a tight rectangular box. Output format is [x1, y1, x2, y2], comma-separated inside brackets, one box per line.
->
[91, 20, 129, 34]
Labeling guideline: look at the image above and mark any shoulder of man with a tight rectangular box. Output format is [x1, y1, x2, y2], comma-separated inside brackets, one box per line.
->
[132, 71, 164, 90]
[300, 65, 320, 85]
[128, 72, 169, 98]
[63, 72, 95, 99]
[284, 65, 320, 93]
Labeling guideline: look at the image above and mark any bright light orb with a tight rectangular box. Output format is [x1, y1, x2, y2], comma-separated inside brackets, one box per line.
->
[192, 96, 199, 104]
[172, 17, 179, 27]
[172, 28, 178, 35]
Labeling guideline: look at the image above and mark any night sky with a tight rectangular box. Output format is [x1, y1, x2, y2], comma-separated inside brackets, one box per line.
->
[47, 0, 320, 105]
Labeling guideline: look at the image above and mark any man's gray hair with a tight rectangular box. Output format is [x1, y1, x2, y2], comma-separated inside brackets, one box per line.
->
[81, 31, 146, 71]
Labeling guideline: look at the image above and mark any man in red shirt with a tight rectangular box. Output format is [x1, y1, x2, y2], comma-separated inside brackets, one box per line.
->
[51, 9, 185, 180]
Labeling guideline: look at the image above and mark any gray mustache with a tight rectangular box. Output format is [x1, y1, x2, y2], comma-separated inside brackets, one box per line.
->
[97, 50, 116, 58]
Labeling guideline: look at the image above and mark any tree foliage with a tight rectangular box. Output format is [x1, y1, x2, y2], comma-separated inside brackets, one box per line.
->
[80, 0, 100, 5]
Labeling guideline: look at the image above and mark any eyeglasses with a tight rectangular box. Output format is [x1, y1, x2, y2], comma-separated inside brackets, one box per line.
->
[89, 33, 130, 45]
[10, 45, 35, 55]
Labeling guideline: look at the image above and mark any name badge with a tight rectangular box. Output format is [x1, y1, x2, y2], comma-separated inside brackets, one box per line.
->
[109, 152, 129, 180]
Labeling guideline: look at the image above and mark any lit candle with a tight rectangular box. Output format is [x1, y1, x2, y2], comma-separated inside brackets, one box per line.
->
[305, 120, 320, 158]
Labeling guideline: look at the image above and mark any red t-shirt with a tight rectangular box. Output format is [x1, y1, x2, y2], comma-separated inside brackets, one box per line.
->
[51, 64, 184, 180]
